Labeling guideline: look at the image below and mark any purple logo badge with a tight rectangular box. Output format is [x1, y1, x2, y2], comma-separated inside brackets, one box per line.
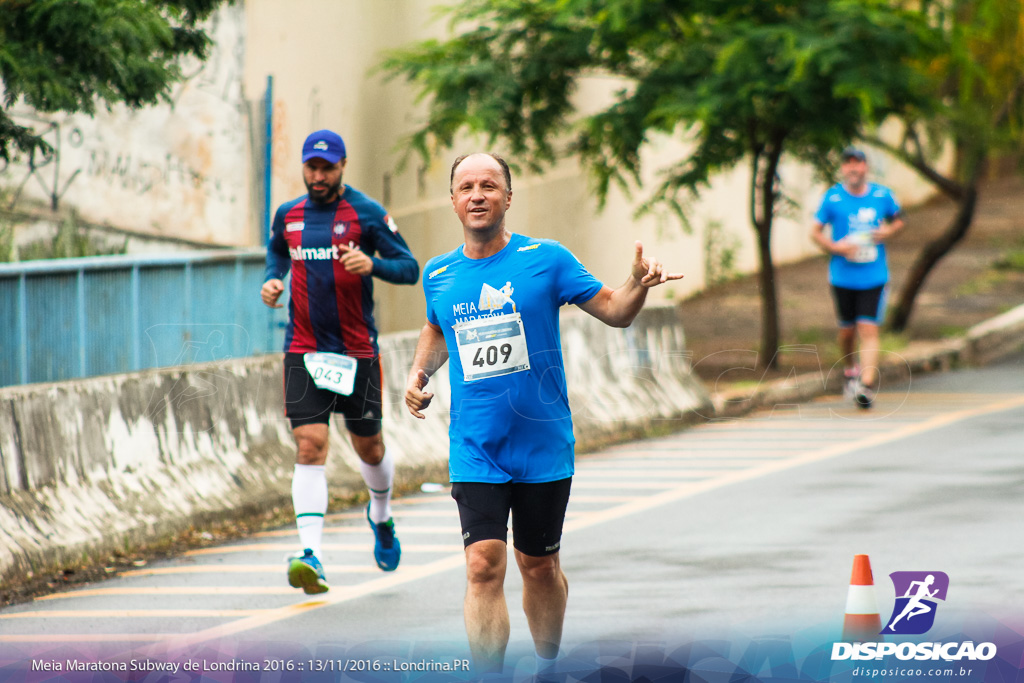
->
[881, 571, 949, 635]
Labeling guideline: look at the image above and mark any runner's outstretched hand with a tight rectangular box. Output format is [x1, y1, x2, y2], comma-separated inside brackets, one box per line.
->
[631, 241, 684, 288]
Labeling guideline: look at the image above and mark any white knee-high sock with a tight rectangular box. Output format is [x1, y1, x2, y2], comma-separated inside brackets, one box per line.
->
[292, 464, 327, 557]
[360, 448, 394, 524]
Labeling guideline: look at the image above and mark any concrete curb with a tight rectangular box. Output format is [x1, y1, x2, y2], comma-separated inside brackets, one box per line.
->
[0, 304, 710, 591]
[710, 302, 1024, 419]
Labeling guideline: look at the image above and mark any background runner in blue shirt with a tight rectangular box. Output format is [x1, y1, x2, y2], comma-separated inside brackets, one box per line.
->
[404, 152, 683, 676]
[811, 146, 904, 409]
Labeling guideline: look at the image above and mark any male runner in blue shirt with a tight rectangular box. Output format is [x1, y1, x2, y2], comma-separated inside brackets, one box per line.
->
[811, 146, 904, 409]
[262, 129, 419, 593]
[404, 152, 682, 675]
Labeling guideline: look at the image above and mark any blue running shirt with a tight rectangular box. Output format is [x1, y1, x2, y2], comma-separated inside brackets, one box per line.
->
[814, 183, 901, 290]
[423, 233, 604, 483]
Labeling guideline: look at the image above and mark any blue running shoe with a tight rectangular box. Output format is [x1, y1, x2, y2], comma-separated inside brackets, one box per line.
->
[367, 505, 401, 571]
[287, 548, 329, 594]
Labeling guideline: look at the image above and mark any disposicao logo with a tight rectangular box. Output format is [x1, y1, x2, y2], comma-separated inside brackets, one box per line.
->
[882, 571, 948, 635]
[832, 569, 997, 663]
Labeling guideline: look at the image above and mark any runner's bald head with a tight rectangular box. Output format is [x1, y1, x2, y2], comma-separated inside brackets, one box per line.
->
[450, 153, 512, 195]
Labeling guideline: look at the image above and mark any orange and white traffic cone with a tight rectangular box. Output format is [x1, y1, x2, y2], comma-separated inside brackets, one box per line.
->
[842, 554, 882, 642]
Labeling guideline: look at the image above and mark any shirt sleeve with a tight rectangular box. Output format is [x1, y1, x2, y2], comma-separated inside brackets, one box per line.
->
[554, 243, 604, 306]
[885, 189, 902, 220]
[813, 191, 833, 225]
[368, 214, 420, 285]
[263, 205, 291, 282]
[422, 259, 439, 326]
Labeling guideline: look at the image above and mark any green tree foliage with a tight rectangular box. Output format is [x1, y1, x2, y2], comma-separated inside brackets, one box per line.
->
[0, 0, 226, 161]
[873, 0, 1024, 332]
[382, 0, 938, 367]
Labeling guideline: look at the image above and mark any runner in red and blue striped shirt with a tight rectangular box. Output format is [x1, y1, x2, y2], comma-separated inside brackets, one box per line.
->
[261, 129, 418, 593]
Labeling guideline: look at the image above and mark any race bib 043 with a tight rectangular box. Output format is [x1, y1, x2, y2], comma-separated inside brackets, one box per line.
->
[454, 312, 530, 381]
[303, 352, 358, 396]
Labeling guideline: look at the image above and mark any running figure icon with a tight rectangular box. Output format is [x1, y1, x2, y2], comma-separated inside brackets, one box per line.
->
[882, 571, 949, 635]
[887, 574, 938, 630]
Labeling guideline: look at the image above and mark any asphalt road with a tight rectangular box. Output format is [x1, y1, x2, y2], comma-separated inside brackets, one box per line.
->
[1, 353, 1022, 680]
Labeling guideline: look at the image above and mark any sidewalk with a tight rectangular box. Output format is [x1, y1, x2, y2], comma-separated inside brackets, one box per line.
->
[676, 175, 1024, 410]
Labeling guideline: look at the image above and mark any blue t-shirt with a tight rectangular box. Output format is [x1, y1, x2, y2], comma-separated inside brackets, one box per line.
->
[814, 183, 901, 290]
[423, 233, 604, 483]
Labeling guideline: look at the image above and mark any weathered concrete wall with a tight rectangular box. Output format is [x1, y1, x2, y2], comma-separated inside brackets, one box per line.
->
[0, 4, 252, 246]
[0, 305, 710, 588]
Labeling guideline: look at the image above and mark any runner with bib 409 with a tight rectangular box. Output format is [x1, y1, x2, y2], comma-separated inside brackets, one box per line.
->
[404, 152, 683, 677]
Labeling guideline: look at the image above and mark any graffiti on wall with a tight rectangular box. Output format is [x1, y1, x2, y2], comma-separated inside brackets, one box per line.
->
[0, 5, 252, 246]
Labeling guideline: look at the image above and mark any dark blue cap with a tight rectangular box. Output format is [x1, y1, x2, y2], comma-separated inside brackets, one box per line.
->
[841, 146, 866, 162]
[302, 129, 346, 164]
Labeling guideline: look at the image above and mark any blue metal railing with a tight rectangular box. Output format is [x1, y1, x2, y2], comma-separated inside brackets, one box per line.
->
[0, 250, 288, 387]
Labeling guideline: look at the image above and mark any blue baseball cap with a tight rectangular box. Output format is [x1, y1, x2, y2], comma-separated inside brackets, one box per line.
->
[302, 129, 346, 164]
[841, 146, 866, 162]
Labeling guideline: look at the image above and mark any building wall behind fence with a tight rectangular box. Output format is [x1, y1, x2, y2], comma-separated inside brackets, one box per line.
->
[0, 304, 710, 590]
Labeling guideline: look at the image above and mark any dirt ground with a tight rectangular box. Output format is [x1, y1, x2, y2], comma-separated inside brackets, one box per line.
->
[677, 175, 1024, 386]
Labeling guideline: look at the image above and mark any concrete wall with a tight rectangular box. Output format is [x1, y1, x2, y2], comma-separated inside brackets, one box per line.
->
[0, 305, 709, 589]
[0, 4, 252, 246]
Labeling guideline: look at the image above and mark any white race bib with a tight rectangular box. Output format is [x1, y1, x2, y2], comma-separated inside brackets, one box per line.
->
[847, 230, 878, 264]
[303, 352, 358, 396]
[454, 312, 530, 381]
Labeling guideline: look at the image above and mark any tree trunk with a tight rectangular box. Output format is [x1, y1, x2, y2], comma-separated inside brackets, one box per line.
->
[887, 182, 979, 332]
[755, 224, 780, 368]
[749, 138, 784, 369]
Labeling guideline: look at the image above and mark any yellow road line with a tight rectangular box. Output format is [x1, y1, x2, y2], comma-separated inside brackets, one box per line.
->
[327, 509, 458, 521]
[119, 564, 378, 577]
[0, 609, 264, 619]
[253, 526, 460, 538]
[580, 459, 778, 469]
[575, 469, 742, 478]
[570, 481, 678, 490]
[601, 449, 795, 457]
[183, 543, 462, 556]
[138, 395, 1024, 647]
[0, 634, 173, 643]
[143, 556, 469, 649]
[562, 395, 1024, 533]
[37, 587, 299, 600]
[10, 393, 1021, 646]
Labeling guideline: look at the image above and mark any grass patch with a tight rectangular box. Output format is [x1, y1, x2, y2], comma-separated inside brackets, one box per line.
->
[2, 212, 128, 262]
[993, 250, 1024, 272]
[792, 327, 832, 346]
[880, 331, 910, 352]
[937, 325, 968, 339]
[955, 269, 1008, 296]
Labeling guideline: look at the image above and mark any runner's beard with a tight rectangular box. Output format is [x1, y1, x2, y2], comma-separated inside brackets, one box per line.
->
[305, 178, 342, 204]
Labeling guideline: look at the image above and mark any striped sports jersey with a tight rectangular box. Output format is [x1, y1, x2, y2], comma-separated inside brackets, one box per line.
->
[264, 185, 418, 357]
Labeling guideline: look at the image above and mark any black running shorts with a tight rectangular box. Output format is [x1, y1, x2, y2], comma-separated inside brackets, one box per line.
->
[831, 284, 887, 327]
[451, 478, 573, 557]
[283, 352, 383, 436]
